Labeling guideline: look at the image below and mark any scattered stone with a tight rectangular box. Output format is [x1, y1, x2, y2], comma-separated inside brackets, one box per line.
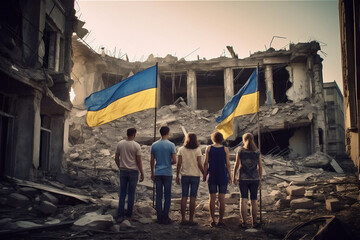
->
[73, 212, 114, 230]
[19, 187, 39, 198]
[271, 108, 279, 115]
[275, 199, 290, 209]
[69, 152, 80, 160]
[39, 200, 57, 214]
[168, 105, 178, 113]
[120, 219, 133, 228]
[7, 193, 30, 208]
[138, 217, 153, 224]
[45, 219, 61, 225]
[286, 186, 305, 197]
[326, 198, 341, 212]
[290, 198, 314, 209]
[13, 221, 42, 229]
[40, 192, 59, 205]
[0, 218, 12, 226]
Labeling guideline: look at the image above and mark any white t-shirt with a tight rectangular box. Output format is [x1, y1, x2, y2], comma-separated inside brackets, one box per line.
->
[116, 140, 141, 171]
[177, 146, 202, 177]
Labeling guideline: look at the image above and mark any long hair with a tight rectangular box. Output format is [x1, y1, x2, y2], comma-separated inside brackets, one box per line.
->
[184, 132, 199, 149]
[242, 133, 257, 151]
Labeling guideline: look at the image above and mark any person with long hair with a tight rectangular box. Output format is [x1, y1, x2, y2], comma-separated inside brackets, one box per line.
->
[233, 133, 262, 229]
[176, 132, 204, 226]
[203, 131, 232, 227]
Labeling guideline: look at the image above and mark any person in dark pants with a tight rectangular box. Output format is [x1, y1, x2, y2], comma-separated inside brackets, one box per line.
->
[203, 131, 232, 227]
[150, 126, 176, 224]
[233, 132, 262, 229]
[115, 128, 144, 223]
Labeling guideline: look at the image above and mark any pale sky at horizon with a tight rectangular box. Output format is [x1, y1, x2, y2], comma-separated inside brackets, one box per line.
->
[75, 0, 342, 91]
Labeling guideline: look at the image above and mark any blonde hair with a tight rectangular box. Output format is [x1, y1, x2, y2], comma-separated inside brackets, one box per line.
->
[242, 133, 257, 151]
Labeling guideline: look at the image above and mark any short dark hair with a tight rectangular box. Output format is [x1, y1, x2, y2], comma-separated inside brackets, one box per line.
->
[184, 132, 199, 149]
[211, 131, 224, 144]
[127, 128, 137, 137]
[159, 126, 170, 136]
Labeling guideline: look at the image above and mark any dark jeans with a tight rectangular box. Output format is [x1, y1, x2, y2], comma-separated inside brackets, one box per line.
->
[155, 175, 172, 221]
[118, 170, 139, 218]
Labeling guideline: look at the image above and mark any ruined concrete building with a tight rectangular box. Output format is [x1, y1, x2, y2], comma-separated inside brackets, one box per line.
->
[323, 81, 345, 158]
[0, 0, 79, 179]
[339, 0, 360, 178]
[72, 38, 327, 159]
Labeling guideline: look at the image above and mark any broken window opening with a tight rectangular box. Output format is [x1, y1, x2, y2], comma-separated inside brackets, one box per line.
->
[273, 65, 291, 103]
[102, 73, 123, 89]
[0, 93, 15, 178]
[196, 70, 224, 112]
[39, 115, 51, 171]
[43, 23, 57, 70]
[233, 68, 266, 106]
[159, 72, 187, 106]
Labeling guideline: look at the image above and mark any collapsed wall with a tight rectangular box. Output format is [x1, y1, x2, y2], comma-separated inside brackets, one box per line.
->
[71, 38, 327, 159]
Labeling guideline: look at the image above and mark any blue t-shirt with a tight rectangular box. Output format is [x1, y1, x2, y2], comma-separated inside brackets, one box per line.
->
[151, 139, 176, 176]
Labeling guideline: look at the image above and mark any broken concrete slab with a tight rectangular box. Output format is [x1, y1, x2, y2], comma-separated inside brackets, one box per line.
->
[7, 193, 30, 208]
[290, 198, 314, 209]
[286, 186, 305, 196]
[326, 198, 341, 212]
[40, 192, 59, 205]
[73, 212, 114, 230]
[38, 200, 57, 215]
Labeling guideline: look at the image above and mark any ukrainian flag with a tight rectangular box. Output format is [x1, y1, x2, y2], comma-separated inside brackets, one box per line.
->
[85, 65, 157, 127]
[216, 68, 259, 139]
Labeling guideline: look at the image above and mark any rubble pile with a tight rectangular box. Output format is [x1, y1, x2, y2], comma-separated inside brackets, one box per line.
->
[0, 102, 359, 239]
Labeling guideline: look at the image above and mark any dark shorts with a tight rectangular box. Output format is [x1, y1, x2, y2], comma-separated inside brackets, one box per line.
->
[181, 176, 200, 197]
[208, 183, 227, 194]
[239, 180, 260, 200]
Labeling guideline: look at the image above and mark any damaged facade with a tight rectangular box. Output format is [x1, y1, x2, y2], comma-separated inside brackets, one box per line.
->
[0, 0, 77, 179]
[339, 0, 360, 178]
[323, 81, 345, 158]
[72, 38, 327, 159]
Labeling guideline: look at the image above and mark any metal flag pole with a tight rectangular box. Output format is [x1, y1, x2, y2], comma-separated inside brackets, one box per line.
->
[152, 63, 158, 209]
[256, 63, 262, 226]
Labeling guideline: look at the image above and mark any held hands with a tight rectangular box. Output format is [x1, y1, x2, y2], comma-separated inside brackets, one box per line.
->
[176, 176, 180, 185]
[139, 173, 144, 182]
[233, 177, 237, 185]
[228, 178, 232, 186]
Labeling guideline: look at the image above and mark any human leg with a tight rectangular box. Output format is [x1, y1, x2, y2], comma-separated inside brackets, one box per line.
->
[249, 180, 260, 227]
[189, 177, 200, 223]
[181, 176, 191, 223]
[217, 184, 228, 224]
[155, 176, 163, 222]
[117, 170, 129, 220]
[208, 183, 217, 225]
[126, 170, 139, 218]
[239, 180, 250, 225]
[163, 176, 173, 223]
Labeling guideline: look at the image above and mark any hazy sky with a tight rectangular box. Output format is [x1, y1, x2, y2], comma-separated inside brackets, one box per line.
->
[76, 0, 342, 90]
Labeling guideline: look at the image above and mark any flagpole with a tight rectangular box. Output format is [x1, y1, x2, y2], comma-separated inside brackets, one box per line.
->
[257, 63, 262, 226]
[153, 63, 158, 209]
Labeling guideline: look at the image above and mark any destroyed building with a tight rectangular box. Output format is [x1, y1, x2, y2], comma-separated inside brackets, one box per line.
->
[0, 0, 79, 180]
[72, 38, 327, 159]
[323, 81, 345, 158]
[339, 0, 360, 178]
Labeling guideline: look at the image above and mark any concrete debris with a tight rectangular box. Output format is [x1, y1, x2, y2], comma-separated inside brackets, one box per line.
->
[290, 198, 314, 209]
[7, 193, 30, 208]
[326, 198, 341, 212]
[38, 200, 57, 214]
[40, 192, 59, 205]
[73, 212, 114, 230]
[286, 186, 305, 196]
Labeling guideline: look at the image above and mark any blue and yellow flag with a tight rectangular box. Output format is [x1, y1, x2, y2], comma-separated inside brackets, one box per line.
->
[216, 68, 259, 139]
[85, 65, 157, 127]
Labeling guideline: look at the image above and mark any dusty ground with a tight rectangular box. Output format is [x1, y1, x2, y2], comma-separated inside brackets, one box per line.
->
[1, 103, 360, 239]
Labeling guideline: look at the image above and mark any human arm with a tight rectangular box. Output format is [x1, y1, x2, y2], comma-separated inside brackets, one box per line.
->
[115, 153, 120, 169]
[176, 155, 182, 185]
[136, 155, 144, 182]
[203, 146, 210, 181]
[225, 147, 232, 185]
[233, 151, 240, 184]
[197, 156, 205, 175]
[150, 154, 155, 181]
[171, 153, 177, 165]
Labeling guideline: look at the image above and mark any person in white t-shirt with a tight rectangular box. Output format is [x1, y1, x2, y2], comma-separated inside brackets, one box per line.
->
[176, 132, 205, 226]
[115, 128, 144, 223]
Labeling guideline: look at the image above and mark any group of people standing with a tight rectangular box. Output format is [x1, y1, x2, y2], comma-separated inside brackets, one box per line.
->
[115, 126, 262, 229]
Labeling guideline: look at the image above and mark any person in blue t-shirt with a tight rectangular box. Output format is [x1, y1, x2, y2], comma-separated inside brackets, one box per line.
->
[150, 126, 176, 224]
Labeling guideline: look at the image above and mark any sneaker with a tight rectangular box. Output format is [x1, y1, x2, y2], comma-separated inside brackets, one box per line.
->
[217, 222, 225, 227]
[210, 221, 216, 228]
[163, 218, 174, 225]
